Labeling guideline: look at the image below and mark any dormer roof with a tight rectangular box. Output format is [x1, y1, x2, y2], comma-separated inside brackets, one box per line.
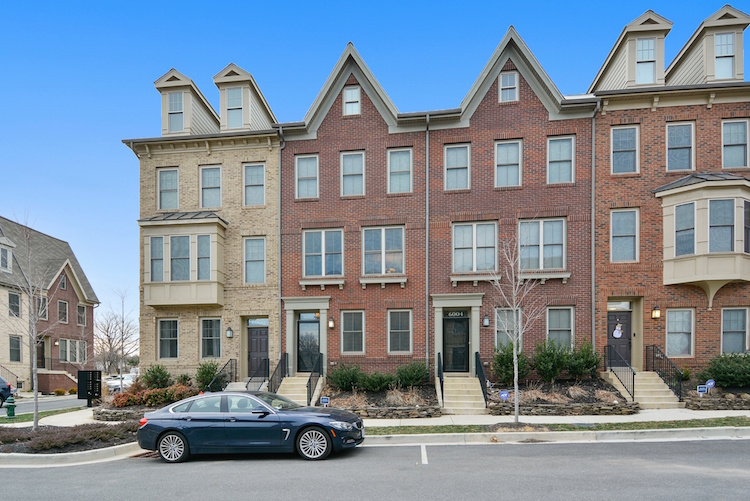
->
[155, 68, 219, 123]
[213, 63, 277, 128]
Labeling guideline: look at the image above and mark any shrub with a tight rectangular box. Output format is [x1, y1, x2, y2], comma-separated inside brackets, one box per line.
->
[491, 342, 531, 386]
[328, 364, 364, 391]
[176, 373, 192, 386]
[68, 387, 78, 395]
[110, 384, 199, 408]
[396, 362, 429, 388]
[126, 376, 146, 395]
[680, 367, 691, 381]
[53, 388, 66, 396]
[360, 372, 397, 392]
[698, 353, 750, 388]
[141, 364, 172, 389]
[566, 342, 601, 381]
[533, 341, 569, 384]
[196, 360, 225, 392]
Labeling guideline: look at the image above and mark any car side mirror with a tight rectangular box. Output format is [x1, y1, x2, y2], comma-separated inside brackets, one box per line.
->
[252, 410, 270, 417]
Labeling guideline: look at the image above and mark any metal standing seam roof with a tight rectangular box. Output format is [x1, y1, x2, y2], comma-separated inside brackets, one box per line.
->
[652, 172, 750, 194]
[138, 211, 229, 225]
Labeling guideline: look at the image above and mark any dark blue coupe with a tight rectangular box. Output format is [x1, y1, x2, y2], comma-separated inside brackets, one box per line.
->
[137, 391, 364, 462]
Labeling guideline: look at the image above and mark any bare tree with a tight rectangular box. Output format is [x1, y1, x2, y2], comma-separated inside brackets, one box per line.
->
[94, 290, 138, 376]
[489, 235, 547, 424]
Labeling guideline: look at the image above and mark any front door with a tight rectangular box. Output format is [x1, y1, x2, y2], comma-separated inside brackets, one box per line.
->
[607, 311, 631, 365]
[443, 317, 469, 372]
[37, 340, 46, 369]
[297, 316, 320, 373]
[248, 327, 269, 378]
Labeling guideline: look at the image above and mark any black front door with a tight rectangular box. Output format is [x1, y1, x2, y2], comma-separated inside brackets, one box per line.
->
[248, 327, 268, 378]
[37, 340, 46, 369]
[607, 311, 631, 365]
[443, 317, 469, 372]
[297, 317, 320, 372]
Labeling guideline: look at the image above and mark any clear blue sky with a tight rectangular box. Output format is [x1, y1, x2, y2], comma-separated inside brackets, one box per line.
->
[1, 0, 746, 318]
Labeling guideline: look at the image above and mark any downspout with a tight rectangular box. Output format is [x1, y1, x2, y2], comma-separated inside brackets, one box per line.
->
[591, 102, 600, 351]
[277, 126, 286, 369]
[425, 114, 430, 367]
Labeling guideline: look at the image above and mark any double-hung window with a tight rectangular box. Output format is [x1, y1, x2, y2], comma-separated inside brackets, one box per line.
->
[244, 237, 265, 284]
[60, 339, 86, 364]
[8, 292, 20, 317]
[343, 86, 361, 115]
[611, 209, 638, 262]
[445, 144, 470, 190]
[547, 307, 573, 349]
[295, 155, 319, 199]
[58, 300, 68, 323]
[341, 151, 364, 196]
[159, 319, 178, 358]
[667, 123, 694, 171]
[197, 235, 211, 280]
[722, 308, 747, 354]
[170, 236, 190, 281]
[9, 335, 21, 362]
[453, 222, 496, 273]
[168, 92, 183, 132]
[388, 310, 412, 353]
[675, 202, 695, 256]
[158, 169, 178, 210]
[342, 311, 364, 354]
[77, 305, 86, 326]
[0, 247, 10, 272]
[548, 137, 574, 183]
[666, 309, 693, 357]
[201, 166, 221, 208]
[745, 201, 750, 254]
[636, 38, 656, 84]
[363, 227, 404, 275]
[244, 164, 265, 206]
[495, 140, 521, 187]
[520, 219, 565, 270]
[495, 308, 520, 349]
[37, 297, 48, 320]
[303, 230, 342, 277]
[201, 318, 221, 358]
[723, 120, 748, 168]
[715, 33, 735, 80]
[151, 237, 164, 282]
[709, 199, 734, 252]
[388, 148, 412, 194]
[499, 71, 518, 102]
[227, 87, 243, 128]
[612, 126, 638, 174]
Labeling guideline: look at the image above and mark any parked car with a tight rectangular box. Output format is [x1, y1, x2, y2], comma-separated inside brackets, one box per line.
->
[137, 391, 364, 462]
[0, 376, 11, 406]
[106, 374, 136, 393]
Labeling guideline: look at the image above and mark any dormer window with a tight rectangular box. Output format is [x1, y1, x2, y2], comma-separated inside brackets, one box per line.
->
[343, 86, 360, 115]
[0, 247, 10, 272]
[499, 72, 518, 102]
[636, 38, 656, 84]
[226, 87, 242, 128]
[168, 92, 184, 132]
[715, 33, 735, 79]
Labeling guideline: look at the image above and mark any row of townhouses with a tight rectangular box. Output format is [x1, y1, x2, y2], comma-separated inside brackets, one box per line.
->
[124, 6, 750, 402]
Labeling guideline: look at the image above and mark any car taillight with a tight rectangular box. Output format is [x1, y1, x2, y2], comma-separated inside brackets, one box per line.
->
[139, 417, 148, 427]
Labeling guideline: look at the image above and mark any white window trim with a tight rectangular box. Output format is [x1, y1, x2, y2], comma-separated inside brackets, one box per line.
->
[9, 335, 21, 363]
[197, 234, 211, 281]
[168, 91, 184, 133]
[499, 71, 518, 103]
[243, 163, 266, 206]
[387, 309, 413, 354]
[709, 198, 736, 253]
[59, 338, 87, 364]
[546, 307, 574, 349]
[226, 87, 243, 129]
[157, 168, 179, 210]
[666, 308, 695, 358]
[341, 310, 365, 354]
[8, 292, 20, 318]
[58, 300, 68, 324]
[77, 304, 86, 326]
[495, 308, 522, 350]
[244, 237, 266, 284]
[721, 119, 749, 169]
[343, 85, 361, 116]
[340, 151, 365, 197]
[302, 229, 344, 278]
[295, 154, 319, 199]
[362, 226, 405, 276]
[715, 32, 735, 80]
[721, 307, 748, 354]
[387, 148, 413, 194]
[495, 139, 523, 187]
[200, 165, 222, 209]
[201, 317, 222, 359]
[452, 221, 498, 273]
[170, 235, 191, 282]
[519, 218, 567, 271]
[158, 318, 179, 359]
[0, 247, 11, 273]
[674, 202, 696, 257]
[636, 37, 656, 85]
[666, 122, 696, 172]
[547, 136, 575, 184]
[37, 296, 48, 321]
[60, 275, 67, 290]
[610, 125, 640, 174]
[610, 208, 640, 263]
[150, 236, 164, 283]
[444, 144, 471, 191]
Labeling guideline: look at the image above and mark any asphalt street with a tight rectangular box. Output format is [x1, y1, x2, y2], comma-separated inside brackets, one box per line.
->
[8, 395, 85, 415]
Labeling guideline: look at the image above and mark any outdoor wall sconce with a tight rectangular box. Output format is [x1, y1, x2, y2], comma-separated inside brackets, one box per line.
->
[483, 315, 490, 327]
[651, 307, 661, 320]
[226, 326, 234, 338]
[328, 318, 335, 329]
[54, 340, 59, 346]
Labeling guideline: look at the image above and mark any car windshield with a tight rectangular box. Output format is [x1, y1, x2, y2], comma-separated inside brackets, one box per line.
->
[253, 392, 302, 410]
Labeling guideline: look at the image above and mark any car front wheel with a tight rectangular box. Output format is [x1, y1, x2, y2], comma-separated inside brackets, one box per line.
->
[296, 427, 331, 460]
[158, 432, 189, 463]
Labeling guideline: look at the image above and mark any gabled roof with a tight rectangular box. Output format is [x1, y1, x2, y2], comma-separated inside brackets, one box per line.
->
[0, 216, 99, 304]
[666, 5, 750, 77]
[155, 68, 220, 123]
[213, 63, 278, 124]
[653, 172, 750, 194]
[589, 10, 673, 93]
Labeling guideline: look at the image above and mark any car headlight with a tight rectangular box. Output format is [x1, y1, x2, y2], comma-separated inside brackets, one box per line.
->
[328, 420, 354, 431]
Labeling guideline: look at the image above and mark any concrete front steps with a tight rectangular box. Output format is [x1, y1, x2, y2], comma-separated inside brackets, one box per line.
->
[601, 370, 684, 409]
[277, 376, 324, 406]
[441, 375, 487, 415]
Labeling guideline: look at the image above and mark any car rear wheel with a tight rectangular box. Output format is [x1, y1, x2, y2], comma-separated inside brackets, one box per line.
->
[296, 427, 331, 460]
[158, 432, 189, 463]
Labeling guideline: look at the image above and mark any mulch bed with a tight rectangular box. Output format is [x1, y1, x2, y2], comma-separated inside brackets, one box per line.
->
[0, 423, 138, 454]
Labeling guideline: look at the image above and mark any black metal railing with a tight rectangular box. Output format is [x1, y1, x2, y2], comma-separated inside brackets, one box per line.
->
[306, 353, 323, 406]
[475, 352, 488, 404]
[207, 358, 238, 391]
[604, 346, 635, 401]
[0, 364, 18, 390]
[437, 353, 444, 401]
[245, 359, 269, 391]
[268, 353, 288, 394]
[645, 345, 683, 401]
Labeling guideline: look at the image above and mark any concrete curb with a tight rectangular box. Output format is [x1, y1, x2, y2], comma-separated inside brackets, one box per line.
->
[0, 442, 145, 468]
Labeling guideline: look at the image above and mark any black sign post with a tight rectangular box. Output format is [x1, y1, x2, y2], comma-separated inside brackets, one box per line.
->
[77, 370, 102, 407]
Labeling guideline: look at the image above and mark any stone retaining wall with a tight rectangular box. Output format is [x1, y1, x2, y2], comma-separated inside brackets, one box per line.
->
[349, 406, 442, 419]
[94, 406, 147, 421]
[684, 393, 750, 411]
[488, 401, 640, 416]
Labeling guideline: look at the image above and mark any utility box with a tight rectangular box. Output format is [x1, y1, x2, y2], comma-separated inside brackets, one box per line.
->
[78, 370, 102, 407]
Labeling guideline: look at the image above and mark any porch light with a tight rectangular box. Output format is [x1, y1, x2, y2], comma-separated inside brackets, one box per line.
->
[483, 315, 490, 327]
[651, 306, 661, 320]
[328, 318, 335, 329]
[226, 326, 234, 338]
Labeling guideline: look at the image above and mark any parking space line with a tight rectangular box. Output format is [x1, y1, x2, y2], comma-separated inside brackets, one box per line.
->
[421, 444, 428, 465]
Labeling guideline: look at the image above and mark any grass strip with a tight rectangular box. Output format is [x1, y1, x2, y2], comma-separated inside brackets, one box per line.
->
[0, 406, 86, 424]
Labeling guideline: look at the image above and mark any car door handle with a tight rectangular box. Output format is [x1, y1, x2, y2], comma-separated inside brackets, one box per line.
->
[229, 417, 236, 422]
